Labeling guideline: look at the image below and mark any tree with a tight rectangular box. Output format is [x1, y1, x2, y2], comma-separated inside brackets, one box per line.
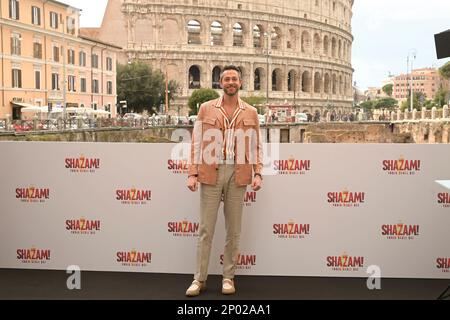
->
[188, 88, 220, 115]
[359, 100, 375, 110]
[439, 61, 450, 79]
[373, 97, 398, 109]
[400, 92, 426, 111]
[240, 96, 266, 114]
[117, 61, 179, 114]
[382, 84, 393, 97]
[434, 87, 449, 108]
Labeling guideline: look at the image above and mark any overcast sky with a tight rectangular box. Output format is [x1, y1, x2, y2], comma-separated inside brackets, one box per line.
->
[65, 0, 450, 91]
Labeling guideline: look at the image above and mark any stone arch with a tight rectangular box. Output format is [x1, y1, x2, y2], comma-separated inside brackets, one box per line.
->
[324, 73, 330, 94]
[314, 72, 322, 93]
[187, 20, 201, 44]
[313, 33, 322, 54]
[288, 29, 296, 50]
[272, 68, 283, 91]
[302, 71, 311, 93]
[338, 39, 342, 59]
[237, 65, 246, 90]
[301, 31, 311, 53]
[253, 24, 264, 48]
[189, 65, 201, 89]
[212, 66, 222, 89]
[288, 69, 297, 92]
[271, 26, 282, 50]
[332, 74, 337, 94]
[254, 67, 265, 91]
[343, 41, 347, 60]
[339, 75, 343, 95]
[331, 37, 337, 57]
[233, 22, 244, 47]
[162, 19, 179, 45]
[344, 74, 349, 95]
[210, 21, 223, 46]
[323, 35, 329, 56]
[135, 19, 153, 43]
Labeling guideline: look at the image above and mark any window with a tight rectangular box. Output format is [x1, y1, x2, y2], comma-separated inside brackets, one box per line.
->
[92, 79, 99, 93]
[52, 73, 59, 90]
[66, 17, 75, 35]
[106, 57, 113, 71]
[33, 42, 42, 59]
[12, 68, 22, 88]
[31, 6, 41, 25]
[10, 34, 21, 55]
[68, 75, 76, 92]
[80, 78, 86, 92]
[50, 12, 58, 29]
[35, 70, 41, 89]
[9, 0, 19, 20]
[67, 49, 75, 64]
[53, 46, 60, 62]
[91, 54, 99, 68]
[79, 51, 86, 66]
[107, 81, 113, 95]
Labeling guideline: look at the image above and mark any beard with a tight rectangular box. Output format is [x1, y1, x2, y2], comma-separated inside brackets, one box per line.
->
[223, 85, 240, 97]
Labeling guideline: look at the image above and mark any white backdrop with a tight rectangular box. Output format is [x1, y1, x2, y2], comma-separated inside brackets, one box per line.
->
[0, 141, 449, 279]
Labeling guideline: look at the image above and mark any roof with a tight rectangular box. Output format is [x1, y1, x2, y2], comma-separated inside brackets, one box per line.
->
[47, 0, 81, 12]
[79, 28, 100, 39]
[79, 35, 123, 50]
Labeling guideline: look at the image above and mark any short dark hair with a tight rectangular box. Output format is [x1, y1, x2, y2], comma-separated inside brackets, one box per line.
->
[220, 65, 242, 81]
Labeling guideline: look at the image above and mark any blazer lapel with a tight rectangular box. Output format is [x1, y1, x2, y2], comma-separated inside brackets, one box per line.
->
[234, 98, 246, 126]
[213, 108, 224, 130]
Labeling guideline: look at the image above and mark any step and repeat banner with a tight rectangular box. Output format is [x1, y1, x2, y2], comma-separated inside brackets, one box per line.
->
[0, 141, 449, 279]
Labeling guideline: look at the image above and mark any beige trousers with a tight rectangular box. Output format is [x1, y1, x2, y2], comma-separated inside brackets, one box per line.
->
[194, 164, 247, 281]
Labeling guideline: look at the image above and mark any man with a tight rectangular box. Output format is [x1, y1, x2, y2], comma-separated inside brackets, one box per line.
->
[186, 65, 263, 296]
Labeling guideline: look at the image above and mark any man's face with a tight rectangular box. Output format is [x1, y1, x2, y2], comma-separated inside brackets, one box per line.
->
[220, 70, 242, 97]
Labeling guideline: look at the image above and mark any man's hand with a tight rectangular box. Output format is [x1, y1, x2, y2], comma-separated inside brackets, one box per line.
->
[251, 175, 262, 191]
[187, 176, 198, 192]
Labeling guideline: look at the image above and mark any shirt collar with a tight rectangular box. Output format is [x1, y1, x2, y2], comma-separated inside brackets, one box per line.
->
[215, 95, 246, 110]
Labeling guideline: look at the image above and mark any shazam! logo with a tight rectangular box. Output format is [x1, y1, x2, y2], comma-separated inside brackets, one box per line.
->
[116, 249, 152, 267]
[16, 186, 50, 203]
[65, 154, 100, 173]
[326, 253, 365, 272]
[116, 188, 152, 205]
[16, 247, 51, 264]
[167, 220, 199, 237]
[382, 156, 421, 175]
[327, 189, 365, 207]
[381, 223, 419, 240]
[272, 220, 310, 239]
[273, 156, 311, 175]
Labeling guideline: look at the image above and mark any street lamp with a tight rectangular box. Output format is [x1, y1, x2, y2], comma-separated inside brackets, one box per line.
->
[263, 32, 272, 106]
[61, 19, 67, 122]
[407, 49, 417, 112]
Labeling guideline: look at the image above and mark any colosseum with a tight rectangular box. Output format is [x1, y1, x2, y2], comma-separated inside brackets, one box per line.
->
[94, 0, 354, 116]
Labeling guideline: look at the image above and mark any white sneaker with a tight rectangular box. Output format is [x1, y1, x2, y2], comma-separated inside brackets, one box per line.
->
[222, 278, 235, 295]
[186, 280, 205, 297]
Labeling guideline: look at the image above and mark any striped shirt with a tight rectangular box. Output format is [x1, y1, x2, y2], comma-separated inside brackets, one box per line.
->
[215, 96, 245, 161]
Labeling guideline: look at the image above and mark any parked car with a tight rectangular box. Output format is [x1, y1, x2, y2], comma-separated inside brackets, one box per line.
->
[123, 113, 143, 120]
